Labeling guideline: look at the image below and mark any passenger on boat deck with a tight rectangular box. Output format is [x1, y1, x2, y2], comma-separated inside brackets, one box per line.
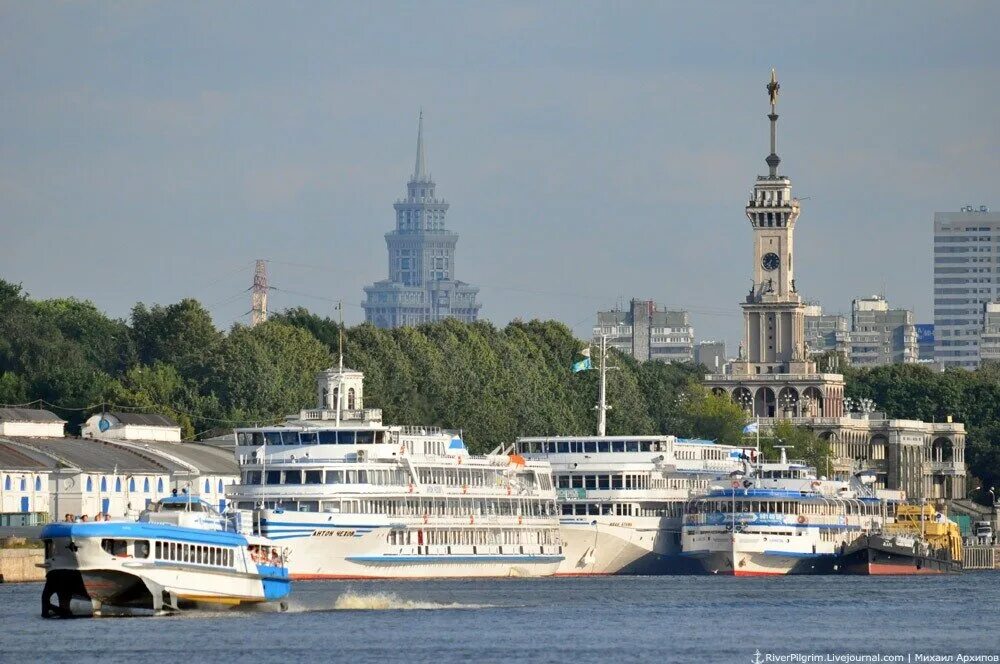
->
[270, 549, 280, 564]
[80, 515, 89, 522]
[63, 513, 73, 522]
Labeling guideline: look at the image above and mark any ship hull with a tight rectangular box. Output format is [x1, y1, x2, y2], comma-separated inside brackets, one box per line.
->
[838, 536, 961, 575]
[555, 518, 701, 575]
[261, 513, 562, 579]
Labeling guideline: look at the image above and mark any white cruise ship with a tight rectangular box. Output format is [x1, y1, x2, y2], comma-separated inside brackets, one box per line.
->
[517, 435, 742, 575]
[227, 365, 562, 579]
[681, 450, 903, 576]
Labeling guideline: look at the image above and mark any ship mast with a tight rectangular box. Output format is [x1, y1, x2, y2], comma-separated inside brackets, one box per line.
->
[596, 335, 610, 437]
[336, 301, 344, 428]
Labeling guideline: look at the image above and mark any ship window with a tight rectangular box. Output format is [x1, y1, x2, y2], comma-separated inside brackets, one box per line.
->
[356, 431, 374, 444]
[557, 441, 570, 453]
[611, 476, 623, 490]
[357, 470, 368, 483]
[101, 539, 129, 557]
[640, 441, 653, 452]
[265, 471, 282, 485]
[298, 501, 319, 512]
[251, 432, 264, 446]
[304, 470, 323, 484]
[136, 540, 150, 559]
[244, 471, 261, 485]
[318, 431, 338, 444]
[325, 471, 343, 484]
[598, 475, 610, 490]
[556, 475, 569, 489]
[169, 542, 176, 560]
[570, 476, 583, 489]
[584, 442, 597, 453]
[339, 432, 356, 445]
[625, 441, 639, 452]
[283, 470, 303, 485]
[300, 432, 318, 445]
[611, 441, 625, 453]
[584, 476, 596, 490]
[281, 431, 299, 445]
[155, 541, 162, 558]
[598, 442, 610, 453]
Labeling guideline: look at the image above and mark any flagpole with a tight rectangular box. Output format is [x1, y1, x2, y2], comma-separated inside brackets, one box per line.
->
[597, 335, 607, 437]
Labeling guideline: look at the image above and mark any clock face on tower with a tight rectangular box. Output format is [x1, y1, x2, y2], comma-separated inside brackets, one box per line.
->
[762, 252, 780, 271]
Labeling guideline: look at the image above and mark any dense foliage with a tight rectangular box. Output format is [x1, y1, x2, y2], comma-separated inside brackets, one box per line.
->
[0, 280, 736, 452]
[4, 277, 1000, 500]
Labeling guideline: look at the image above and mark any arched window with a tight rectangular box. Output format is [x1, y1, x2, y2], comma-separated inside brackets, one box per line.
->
[204, 479, 211, 493]
[4, 476, 11, 491]
[144, 478, 150, 493]
[114, 477, 122, 493]
[157, 478, 164, 493]
[129, 478, 136, 492]
[35, 476, 41, 491]
[86, 477, 93, 492]
[348, 388, 356, 410]
[20, 477, 26, 491]
[218, 479, 224, 493]
[100, 477, 107, 492]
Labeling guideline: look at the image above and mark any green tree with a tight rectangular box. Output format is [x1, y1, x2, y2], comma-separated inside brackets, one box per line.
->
[676, 387, 747, 446]
[131, 299, 222, 382]
[759, 420, 832, 475]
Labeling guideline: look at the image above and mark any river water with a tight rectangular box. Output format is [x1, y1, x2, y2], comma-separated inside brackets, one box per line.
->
[1, 575, 996, 663]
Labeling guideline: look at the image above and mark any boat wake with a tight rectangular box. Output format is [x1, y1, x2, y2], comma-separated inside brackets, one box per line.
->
[291, 591, 494, 612]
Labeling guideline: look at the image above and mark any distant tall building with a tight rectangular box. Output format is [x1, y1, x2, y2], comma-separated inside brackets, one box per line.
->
[933, 205, 999, 369]
[362, 113, 481, 328]
[915, 324, 935, 362]
[979, 302, 1000, 363]
[848, 295, 917, 367]
[803, 304, 849, 357]
[694, 341, 727, 372]
[594, 299, 694, 363]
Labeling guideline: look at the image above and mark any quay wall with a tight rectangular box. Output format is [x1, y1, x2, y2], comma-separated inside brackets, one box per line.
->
[0, 548, 44, 583]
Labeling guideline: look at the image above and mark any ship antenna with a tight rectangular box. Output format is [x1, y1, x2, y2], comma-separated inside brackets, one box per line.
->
[335, 301, 344, 428]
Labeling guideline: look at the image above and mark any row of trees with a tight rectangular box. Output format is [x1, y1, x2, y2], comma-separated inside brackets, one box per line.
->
[0, 279, 748, 453]
[8, 277, 1000, 496]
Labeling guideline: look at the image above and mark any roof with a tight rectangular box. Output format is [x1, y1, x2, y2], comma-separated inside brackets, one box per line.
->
[109, 412, 178, 428]
[0, 408, 65, 423]
[0, 441, 51, 471]
[1, 437, 185, 473]
[123, 440, 238, 475]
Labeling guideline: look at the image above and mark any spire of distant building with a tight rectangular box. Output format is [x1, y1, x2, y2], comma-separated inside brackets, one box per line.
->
[413, 110, 428, 182]
[765, 68, 782, 177]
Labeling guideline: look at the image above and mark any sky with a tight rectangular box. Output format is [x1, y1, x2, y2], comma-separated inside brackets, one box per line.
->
[2, 2, 999, 351]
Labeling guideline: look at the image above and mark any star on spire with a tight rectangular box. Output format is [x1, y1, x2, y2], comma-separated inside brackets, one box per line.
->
[767, 68, 780, 111]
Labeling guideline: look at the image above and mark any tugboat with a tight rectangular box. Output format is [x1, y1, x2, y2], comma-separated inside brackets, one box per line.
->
[838, 503, 962, 575]
[40, 496, 291, 617]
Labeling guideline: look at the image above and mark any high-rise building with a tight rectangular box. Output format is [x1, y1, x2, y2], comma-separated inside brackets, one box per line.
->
[979, 302, 1000, 363]
[362, 113, 481, 328]
[916, 324, 935, 362]
[594, 299, 694, 363]
[848, 295, 918, 366]
[933, 205, 999, 369]
[803, 304, 849, 357]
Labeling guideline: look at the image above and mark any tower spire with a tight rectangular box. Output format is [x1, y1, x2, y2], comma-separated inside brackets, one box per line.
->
[413, 109, 427, 181]
[765, 68, 781, 177]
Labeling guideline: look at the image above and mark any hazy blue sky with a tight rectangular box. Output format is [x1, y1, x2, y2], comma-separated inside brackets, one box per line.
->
[3, 2, 998, 349]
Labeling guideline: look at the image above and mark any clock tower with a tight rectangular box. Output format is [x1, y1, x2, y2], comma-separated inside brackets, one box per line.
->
[731, 70, 814, 377]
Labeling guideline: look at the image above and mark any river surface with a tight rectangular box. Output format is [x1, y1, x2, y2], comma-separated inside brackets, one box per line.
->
[1, 575, 997, 663]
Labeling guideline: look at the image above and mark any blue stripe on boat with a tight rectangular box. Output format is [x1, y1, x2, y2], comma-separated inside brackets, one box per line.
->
[41, 522, 249, 546]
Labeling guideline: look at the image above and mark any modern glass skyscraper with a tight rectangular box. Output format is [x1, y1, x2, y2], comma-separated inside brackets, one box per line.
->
[933, 206, 999, 369]
[362, 113, 481, 328]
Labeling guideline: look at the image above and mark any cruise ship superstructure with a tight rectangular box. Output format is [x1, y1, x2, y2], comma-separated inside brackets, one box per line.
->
[517, 434, 742, 574]
[228, 365, 563, 579]
[516, 336, 744, 575]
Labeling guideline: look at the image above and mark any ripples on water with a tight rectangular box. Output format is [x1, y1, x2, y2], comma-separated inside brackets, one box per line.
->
[1, 575, 996, 664]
